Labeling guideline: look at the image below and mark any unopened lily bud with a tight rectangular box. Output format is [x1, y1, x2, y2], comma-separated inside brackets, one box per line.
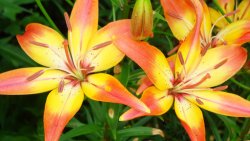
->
[131, 0, 153, 40]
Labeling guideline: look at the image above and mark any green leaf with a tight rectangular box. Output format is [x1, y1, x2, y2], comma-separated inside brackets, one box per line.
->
[117, 127, 163, 140]
[60, 124, 101, 141]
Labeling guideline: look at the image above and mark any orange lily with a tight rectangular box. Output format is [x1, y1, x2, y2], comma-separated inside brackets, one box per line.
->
[209, 0, 250, 28]
[160, 0, 250, 48]
[115, 1, 250, 140]
[0, 0, 150, 141]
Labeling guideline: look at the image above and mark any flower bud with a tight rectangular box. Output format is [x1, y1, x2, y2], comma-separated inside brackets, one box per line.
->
[131, 0, 153, 40]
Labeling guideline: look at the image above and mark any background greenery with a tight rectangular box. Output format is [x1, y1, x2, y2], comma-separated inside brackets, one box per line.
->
[0, 0, 249, 140]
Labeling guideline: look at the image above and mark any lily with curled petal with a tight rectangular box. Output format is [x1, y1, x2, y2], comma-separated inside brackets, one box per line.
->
[160, 0, 250, 49]
[115, 1, 250, 140]
[0, 0, 150, 140]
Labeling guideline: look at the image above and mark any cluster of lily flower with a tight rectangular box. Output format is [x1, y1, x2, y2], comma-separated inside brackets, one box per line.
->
[0, 0, 249, 141]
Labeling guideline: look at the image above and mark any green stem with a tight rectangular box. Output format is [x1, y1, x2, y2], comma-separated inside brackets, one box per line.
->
[230, 78, 250, 91]
[112, 2, 116, 21]
[35, 0, 61, 34]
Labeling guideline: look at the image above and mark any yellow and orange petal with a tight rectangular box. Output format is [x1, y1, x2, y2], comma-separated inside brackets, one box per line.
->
[114, 37, 173, 90]
[236, 0, 250, 20]
[214, 20, 250, 46]
[175, 97, 205, 141]
[184, 89, 250, 117]
[120, 86, 173, 121]
[17, 23, 67, 69]
[160, 0, 195, 40]
[69, 0, 98, 62]
[83, 20, 132, 73]
[44, 82, 84, 141]
[82, 73, 150, 113]
[186, 45, 247, 88]
[0, 67, 67, 94]
[175, 0, 203, 79]
[208, 7, 229, 29]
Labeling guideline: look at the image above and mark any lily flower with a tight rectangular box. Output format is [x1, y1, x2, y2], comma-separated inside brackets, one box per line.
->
[0, 0, 149, 140]
[160, 0, 250, 48]
[115, 1, 250, 140]
[209, 0, 250, 28]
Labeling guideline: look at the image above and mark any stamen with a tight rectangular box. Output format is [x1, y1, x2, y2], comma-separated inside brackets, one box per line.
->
[213, 85, 228, 91]
[214, 59, 227, 69]
[63, 40, 76, 71]
[209, 9, 239, 40]
[182, 73, 211, 89]
[30, 41, 49, 48]
[200, 42, 210, 56]
[167, 44, 180, 56]
[64, 12, 72, 31]
[27, 70, 45, 81]
[196, 98, 204, 105]
[58, 79, 65, 93]
[224, 3, 228, 11]
[224, 9, 239, 17]
[92, 41, 112, 50]
[178, 52, 185, 65]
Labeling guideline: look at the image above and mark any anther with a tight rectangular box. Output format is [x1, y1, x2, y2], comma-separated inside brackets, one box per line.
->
[64, 12, 72, 31]
[196, 98, 204, 105]
[213, 85, 228, 91]
[200, 42, 210, 56]
[93, 41, 112, 50]
[178, 52, 185, 65]
[58, 79, 65, 93]
[27, 70, 45, 81]
[214, 59, 227, 69]
[182, 73, 211, 89]
[224, 3, 228, 11]
[224, 9, 240, 17]
[30, 41, 49, 48]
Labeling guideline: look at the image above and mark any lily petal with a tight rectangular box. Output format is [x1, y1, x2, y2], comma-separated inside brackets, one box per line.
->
[17, 23, 67, 69]
[175, 97, 205, 141]
[0, 67, 67, 94]
[114, 38, 173, 90]
[82, 73, 150, 113]
[236, 0, 250, 20]
[184, 89, 250, 117]
[44, 82, 84, 141]
[175, 0, 203, 79]
[200, 0, 212, 42]
[160, 0, 195, 40]
[120, 86, 173, 121]
[186, 45, 247, 88]
[83, 20, 131, 72]
[214, 20, 250, 46]
[69, 0, 98, 62]
[208, 7, 229, 29]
